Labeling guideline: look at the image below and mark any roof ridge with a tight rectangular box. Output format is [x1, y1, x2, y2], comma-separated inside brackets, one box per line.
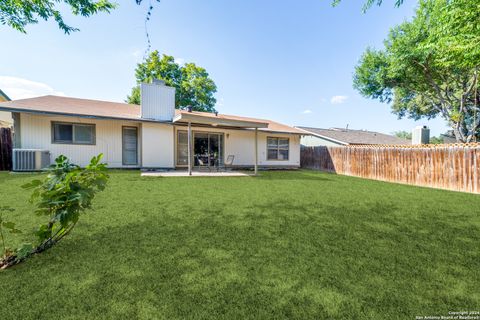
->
[7, 95, 139, 108]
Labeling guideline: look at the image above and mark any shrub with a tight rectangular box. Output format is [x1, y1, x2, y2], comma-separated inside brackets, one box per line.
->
[0, 154, 108, 269]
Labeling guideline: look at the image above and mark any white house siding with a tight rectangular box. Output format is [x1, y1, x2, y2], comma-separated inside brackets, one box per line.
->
[141, 122, 175, 168]
[0, 111, 12, 124]
[300, 135, 343, 147]
[19, 113, 141, 168]
[18, 113, 300, 169]
[174, 126, 301, 168]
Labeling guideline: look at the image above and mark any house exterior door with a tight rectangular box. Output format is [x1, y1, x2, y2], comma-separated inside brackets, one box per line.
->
[122, 127, 138, 165]
[193, 132, 224, 167]
[176, 130, 224, 168]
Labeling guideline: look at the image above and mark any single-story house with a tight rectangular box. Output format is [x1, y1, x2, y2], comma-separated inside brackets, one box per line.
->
[296, 126, 410, 146]
[0, 81, 304, 172]
[0, 89, 12, 127]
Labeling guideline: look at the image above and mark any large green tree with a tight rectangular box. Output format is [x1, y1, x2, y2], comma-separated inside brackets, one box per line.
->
[0, 0, 116, 33]
[127, 51, 217, 112]
[0, 0, 158, 34]
[2, 0, 404, 34]
[354, 0, 480, 142]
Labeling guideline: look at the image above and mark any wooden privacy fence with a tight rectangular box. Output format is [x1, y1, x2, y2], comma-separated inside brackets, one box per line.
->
[301, 144, 480, 194]
[0, 127, 12, 171]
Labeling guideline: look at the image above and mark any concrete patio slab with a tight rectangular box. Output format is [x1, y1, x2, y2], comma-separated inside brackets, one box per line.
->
[141, 171, 252, 177]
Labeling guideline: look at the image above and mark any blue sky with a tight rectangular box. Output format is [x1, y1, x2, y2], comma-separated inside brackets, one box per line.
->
[0, 0, 449, 136]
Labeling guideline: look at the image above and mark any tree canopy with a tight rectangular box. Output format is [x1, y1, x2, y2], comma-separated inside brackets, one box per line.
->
[0, 0, 116, 34]
[1, 0, 404, 34]
[0, 0, 160, 34]
[393, 130, 412, 140]
[332, 0, 405, 11]
[127, 51, 218, 112]
[353, 0, 480, 142]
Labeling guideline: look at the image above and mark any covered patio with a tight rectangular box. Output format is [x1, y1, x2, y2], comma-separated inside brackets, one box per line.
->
[172, 110, 269, 175]
[141, 170, 251, 177]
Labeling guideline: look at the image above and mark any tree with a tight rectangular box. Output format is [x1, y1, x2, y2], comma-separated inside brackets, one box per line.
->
[393, 130, 412, 140]
[0, 0, 116, 34]
[332, 0, 405, 11]
[0, 0, 159, 34]
[429, 135, 444, 144]
[353, 0, 480, 143]
[127, 51, 218, 112]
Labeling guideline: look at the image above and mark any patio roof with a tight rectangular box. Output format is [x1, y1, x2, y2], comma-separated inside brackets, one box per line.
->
[173, 110, 268, 128]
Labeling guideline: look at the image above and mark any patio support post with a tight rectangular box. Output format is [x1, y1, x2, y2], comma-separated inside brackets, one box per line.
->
[254, 128, 258, 175]
[188, 121, 192, 176]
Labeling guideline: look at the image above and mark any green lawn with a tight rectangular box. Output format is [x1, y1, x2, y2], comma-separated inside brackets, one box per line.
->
[0, 170, 479, 319]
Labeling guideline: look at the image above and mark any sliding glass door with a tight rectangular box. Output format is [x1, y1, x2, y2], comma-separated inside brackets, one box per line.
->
[194, 132, 224, 167]
[176, 131, 224, 168]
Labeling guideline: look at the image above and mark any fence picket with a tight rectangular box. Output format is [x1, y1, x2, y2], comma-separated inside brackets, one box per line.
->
[300, 144, 480, 194]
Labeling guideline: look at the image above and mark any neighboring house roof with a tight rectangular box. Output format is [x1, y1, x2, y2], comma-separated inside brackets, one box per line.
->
[297, 126, 410, 145]
[0, 95, 304, 134]
[440, 131, 457, 144]
[0, 89, 10, 102]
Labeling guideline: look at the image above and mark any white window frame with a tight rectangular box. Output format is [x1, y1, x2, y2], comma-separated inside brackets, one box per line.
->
[267, 137, 289, 161]
[51, 121, 96, 145]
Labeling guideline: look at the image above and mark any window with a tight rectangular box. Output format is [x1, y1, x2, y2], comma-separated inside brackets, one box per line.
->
[52, 122, 95, 145]
[267, 137, 289, 160]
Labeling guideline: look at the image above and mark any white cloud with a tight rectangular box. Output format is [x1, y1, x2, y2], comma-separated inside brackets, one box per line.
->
[0, 76, 65, 100]
[330, 95, 348, 105]
[302, 109, 313, 114]
[174, 57, 185, 65]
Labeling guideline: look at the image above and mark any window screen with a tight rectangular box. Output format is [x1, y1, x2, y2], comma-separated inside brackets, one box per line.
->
[52, 122, 95, 145]
[267, 137, 289, 160]
[53, 123, 73, 143]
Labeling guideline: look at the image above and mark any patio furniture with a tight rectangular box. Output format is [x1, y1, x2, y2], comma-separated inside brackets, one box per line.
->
[196, 155, 212, 172]
[217, 155, 234, 172]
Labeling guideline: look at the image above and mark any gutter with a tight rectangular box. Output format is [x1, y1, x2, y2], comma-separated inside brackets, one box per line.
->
[0, 106, 173, 124]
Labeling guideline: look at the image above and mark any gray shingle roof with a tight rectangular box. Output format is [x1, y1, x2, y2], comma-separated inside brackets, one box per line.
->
[297, 126, 410, 145]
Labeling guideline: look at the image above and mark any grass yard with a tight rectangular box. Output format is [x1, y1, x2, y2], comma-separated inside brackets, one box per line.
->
[0, 170, 479, 319]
